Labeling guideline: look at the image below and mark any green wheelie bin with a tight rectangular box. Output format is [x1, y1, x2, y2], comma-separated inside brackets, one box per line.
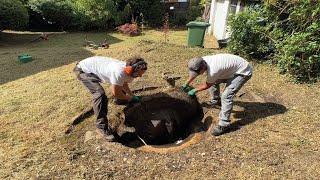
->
[186, 21, 210, 47]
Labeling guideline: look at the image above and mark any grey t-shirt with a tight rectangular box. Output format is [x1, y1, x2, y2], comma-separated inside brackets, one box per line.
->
[203, 54, 252, 84]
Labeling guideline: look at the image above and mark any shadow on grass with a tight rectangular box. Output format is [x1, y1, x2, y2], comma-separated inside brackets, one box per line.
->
[0, 31, 122, 84]
[228, 101, 287, 132]
[202, 101, 287, 133]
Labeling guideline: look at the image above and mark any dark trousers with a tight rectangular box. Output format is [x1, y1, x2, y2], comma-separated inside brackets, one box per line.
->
[74, 66, 109, 131]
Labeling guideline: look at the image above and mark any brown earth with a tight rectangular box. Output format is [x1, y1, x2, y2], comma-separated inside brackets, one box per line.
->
[0, 30, 319, 179]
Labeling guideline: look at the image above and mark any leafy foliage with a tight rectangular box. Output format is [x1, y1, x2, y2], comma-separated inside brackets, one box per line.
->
[71, 0, 118, 30]
[169, 0, 204, 26]
[227, 7, 271, 59]
[228, 0, 320, 82]
[170, 12, 188, 26]
[128, 0, 165, 27]
[186, 0, 205, 22]
[116, 4, 133, 26]
[0, 0, 29, 30]
[186, 5, 203, 22]
[29, 0, 73, 30]
[26, 0, 165, 30]
[2, 0, 201, 31]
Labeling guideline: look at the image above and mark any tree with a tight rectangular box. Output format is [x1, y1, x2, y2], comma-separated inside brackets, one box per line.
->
[72, 0, 118, 30]
[29, 0, 73, 30]
[0, 0, 29, 31]
[128, 0, 165, 27]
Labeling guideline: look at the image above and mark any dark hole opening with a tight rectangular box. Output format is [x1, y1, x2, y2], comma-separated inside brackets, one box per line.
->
[117, 92, 204, 148]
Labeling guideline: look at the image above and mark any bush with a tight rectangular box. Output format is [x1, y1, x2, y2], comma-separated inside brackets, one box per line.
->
[276, 30, 320, 82]
[274, 1, 320, 82]
[71, 0, 118, 30]
[27, 7, 56, 31]
[29, 0, 73, 30]
[144, 2, 165, 27]
[0, 0, 29, 30]
[170, 12, 187, 27]
[129, 0, 165, 27]
[228, 0, 320, 82]
[116, 23, 141, 36]
[186, 5, 203, 22]
[116, 4, 133, 26]
[227, 8, 271, 59]
[168, 0, 203, 26]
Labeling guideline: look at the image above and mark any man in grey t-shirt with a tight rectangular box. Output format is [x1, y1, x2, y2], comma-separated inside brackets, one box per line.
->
[182, 53, 252, 136]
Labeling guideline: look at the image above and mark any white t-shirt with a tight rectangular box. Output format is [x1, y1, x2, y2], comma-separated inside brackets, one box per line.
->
[203, 54, 252, 84]
[78, 56, 133, 86]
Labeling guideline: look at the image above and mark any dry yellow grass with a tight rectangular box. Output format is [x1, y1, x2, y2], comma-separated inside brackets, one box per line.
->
[0, 30, 319, 179]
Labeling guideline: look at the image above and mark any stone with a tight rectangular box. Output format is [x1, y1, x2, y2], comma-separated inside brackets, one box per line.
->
[84, 131, 94, 143]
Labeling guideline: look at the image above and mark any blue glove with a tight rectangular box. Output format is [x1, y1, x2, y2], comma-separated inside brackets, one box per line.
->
[187, 89, 197, 96]
[130, 96, 141, 103]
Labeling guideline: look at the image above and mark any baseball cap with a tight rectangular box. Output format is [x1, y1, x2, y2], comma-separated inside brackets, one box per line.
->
[188, 57, 204, 78]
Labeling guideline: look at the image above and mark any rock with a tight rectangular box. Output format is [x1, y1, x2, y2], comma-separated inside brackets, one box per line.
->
[84, 131, 95, 143]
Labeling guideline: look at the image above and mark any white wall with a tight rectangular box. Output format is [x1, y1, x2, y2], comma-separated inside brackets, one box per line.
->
[208, 0, 242, 40]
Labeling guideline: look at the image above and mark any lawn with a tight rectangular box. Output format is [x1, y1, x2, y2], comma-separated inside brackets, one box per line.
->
[0, 30, 319, 179]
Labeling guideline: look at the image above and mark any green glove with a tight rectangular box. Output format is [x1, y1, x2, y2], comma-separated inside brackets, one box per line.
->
[181, 84, 188, 90]
[181, 84, 193, 92]
[187, 89, 197, 96]
[131, 96, 141, 103]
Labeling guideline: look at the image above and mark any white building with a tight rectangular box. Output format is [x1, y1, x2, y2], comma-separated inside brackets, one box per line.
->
[207, 0, 244, 40]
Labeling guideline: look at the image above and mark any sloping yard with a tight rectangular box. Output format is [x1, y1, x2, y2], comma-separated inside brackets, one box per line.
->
[0, 30, 319, 179]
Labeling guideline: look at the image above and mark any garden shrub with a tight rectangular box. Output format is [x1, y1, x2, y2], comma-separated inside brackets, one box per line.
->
[29, 0, 73, 30]
[167, 0, 203, 26]
[272, 1, 320, 82]
[27, 6, 54, 31]
[186, 5, 203, 22]
[116, 23, 141, 36]
[116, 4, 133, 26]
[185, 0, 204, 23]
[227, 7, 271, 59]
[128, 0, 165, 27]
[145, 3, 165, 27]
[228, 0, 320, 82]
[170, 12, 187, 27]
[0, 0, 29, 30]
[276, 27, 320, 82]
[71, 0, 118, 30]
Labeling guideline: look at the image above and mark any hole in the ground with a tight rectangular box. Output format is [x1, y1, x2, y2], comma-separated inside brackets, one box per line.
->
[117, 91, 204, 148]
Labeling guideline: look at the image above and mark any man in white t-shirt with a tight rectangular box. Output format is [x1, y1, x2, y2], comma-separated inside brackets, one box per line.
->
[74, 56, 147, 141]
[182, 53, 252, 136]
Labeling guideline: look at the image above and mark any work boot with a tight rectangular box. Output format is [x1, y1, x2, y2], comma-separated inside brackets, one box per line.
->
[207, 99, 221, 107]
[96, 128, 116, 142]
[211, 125, 230, 136]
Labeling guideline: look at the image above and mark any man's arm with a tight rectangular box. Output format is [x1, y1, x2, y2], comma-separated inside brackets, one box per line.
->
[194, 82, 214, 93]
[185, 75, 214, 92]
[187, 81, 214, 96]
[122, 83, 134, 96]
[111, 84, 132, 101]
[185, 76, 196, 86]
